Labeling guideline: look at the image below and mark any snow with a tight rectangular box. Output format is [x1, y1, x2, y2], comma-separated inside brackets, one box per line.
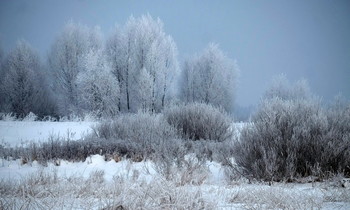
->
[1, 155, 350, 209]
[0, 154, 156, 183]
[0, 121, 349, 209]
[0, 121, 97, 146]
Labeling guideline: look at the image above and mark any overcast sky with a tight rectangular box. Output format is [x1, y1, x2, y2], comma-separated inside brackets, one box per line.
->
[0, 0, 349, 106]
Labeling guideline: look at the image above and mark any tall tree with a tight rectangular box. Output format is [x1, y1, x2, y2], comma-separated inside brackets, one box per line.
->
[48, 21, 102, 115]
[76, 49, 120, 117]
[0, 42, 3, 68]
[137, 67, 153, 112]
[106, 14, 179, 112]
[106, 23, 132, 112]
[180, 43, 238, 112]
[0, 42, 6, 111]
[0, 40, 54, 117]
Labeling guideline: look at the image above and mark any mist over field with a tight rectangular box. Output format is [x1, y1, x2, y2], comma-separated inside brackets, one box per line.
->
[0, 1, 349, 209]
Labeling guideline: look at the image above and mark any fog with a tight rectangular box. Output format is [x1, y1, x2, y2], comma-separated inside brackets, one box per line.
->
[1, 0, 349, 107]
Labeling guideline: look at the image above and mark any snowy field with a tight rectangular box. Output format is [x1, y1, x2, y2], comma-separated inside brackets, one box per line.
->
[0, 121, 97, 147]
[0, 121, 349, 209]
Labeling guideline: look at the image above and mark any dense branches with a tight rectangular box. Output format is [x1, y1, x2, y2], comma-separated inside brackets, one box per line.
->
[76, 50, 120, 117]
[164, 103, 233, 141]
[106, 14, 179, 113]
[0, 41, 55, 118]
[48, 22, 102, 115]
[233, 77, 350, 181]
[180, 43, 238, 112]
[0, 15, 241, 117]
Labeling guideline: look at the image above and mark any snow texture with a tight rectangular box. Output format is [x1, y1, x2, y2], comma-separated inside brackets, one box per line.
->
[0, 121, 97, 147]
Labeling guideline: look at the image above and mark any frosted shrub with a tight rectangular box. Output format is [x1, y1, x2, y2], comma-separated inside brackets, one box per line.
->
[0, 113, 182, 163]
[83, 112, 98, 122]
[59, 114, 82, 122]
[164, 103, 233, 141]
[322, 98, 350, 176]
[42, 115, 57, 122]
[0, 171, 215, 210]
[234, 97, 350, 181]
[96, 112, 179, 159]
[0, 112, 16, 121]
[22, 112, 38, 121]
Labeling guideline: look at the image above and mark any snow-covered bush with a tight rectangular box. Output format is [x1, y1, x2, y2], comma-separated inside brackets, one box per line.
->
[233, 89, 350, 181]
[0, 112, 16, 121]
[0, 113, 182, 164]
[58, 114, 83, 122]
[164, 103, 233, 141]
[22, 112, 38, 121]
[96, 112, 180, 159]
[234, 98, 328, 181]
[42, 115, 57, 122]
[322, 97, 350, 177]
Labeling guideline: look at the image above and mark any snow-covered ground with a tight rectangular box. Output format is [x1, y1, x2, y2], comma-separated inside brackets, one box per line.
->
[0, 121, 97, 146]
[0, 121, 349, 209]
[1, 154, 349, 209]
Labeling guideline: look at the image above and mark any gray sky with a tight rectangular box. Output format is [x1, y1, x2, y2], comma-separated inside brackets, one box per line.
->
[0, 0, 349, 106]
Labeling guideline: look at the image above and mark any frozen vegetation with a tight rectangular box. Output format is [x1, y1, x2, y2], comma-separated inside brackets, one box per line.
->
[0, 14, 349, 209]
[0, 121, 349, 209]
[1, 101, 350, 209]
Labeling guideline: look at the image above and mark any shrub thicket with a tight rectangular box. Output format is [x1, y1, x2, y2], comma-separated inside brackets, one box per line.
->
[0, 109, 235, 177]
[164, 103, 233, 141]
[233, 97, 350, 181]
[95, 112, 182, 159]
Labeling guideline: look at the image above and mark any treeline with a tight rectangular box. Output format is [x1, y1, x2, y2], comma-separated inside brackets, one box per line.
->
[0, 14, 238, 119]
[1, 75, 349, 181]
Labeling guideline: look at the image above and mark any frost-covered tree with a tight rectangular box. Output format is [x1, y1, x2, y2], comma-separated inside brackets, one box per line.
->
[48, 21, 102, 115]
[180, 43, 238, 112]
[0, 43, 3, 68]
[137, 67, 153, 112]
[0, 43, 6, 111]
[106, 14, 179, 113]
[76, 50, 119, 117]
[263, 74, 311, 101]
[0, 40, 54, 117]
[106, 24, 132, 112]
